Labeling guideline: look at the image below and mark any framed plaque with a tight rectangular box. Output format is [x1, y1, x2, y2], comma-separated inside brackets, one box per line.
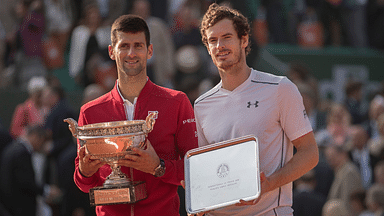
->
[184, 135, 261, 214]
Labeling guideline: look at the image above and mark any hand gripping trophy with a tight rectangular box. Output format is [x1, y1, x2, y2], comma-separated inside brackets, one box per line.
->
[64, 112, 156, 206]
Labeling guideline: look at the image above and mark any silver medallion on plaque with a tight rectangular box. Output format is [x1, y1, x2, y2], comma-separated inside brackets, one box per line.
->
[64, 113, 156, 206]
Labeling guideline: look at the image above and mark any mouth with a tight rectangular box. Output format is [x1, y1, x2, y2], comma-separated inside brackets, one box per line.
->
[216, 51, 230, 58]
[125, 59, 139, 65]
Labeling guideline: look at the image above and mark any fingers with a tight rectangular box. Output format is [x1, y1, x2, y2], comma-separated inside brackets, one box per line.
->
[181, 180, 185, 189]
[260, 172, 266, 182]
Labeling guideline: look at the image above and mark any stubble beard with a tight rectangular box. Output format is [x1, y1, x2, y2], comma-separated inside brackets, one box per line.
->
[214, 48, 243, 73]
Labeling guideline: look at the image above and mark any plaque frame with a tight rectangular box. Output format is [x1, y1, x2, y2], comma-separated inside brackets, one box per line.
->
[184, 135, 260, 214]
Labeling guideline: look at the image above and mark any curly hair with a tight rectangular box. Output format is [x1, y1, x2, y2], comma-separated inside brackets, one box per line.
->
[200, 3, 251, 56]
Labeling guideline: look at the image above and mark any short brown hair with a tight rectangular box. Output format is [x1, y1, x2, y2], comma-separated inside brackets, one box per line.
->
[200, 3, 251, 56]
[111, 14, 150, 47]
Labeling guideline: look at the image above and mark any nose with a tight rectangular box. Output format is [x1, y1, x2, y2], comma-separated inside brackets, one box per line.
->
[216, 38, 225, 49]
[127, 47, 136, 57]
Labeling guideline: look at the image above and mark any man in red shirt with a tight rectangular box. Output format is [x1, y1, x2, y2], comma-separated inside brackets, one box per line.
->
[74, 15, 198, 216]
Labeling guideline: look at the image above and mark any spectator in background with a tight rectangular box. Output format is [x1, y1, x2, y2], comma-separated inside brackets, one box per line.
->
[345, 80, 367, 125]
[81, 83, 107, 105]
[347, 125, 379, 189]
[287, 62, 319, 101]
[349, 190, 374, 216]
[366, 184, 384, 216]
[293, 169, 326, 216]
[325, 144, 364, 212]
[0, 125, 62, 216]
[322, 199, 349, 216]
[43, 0, 74, 55]
[316, 103, 352, 150]
[374, 161, 384, 186]
[82, 0, 129, 26]
[131, 0, 176, 88]
[9, 0, 47, 89]
[68, 2, 111, 88]
[41, 84, 78, 215]
[9, 76, 48, 138]
[365, 95, 384, 139]
[368, 113, 384, 162]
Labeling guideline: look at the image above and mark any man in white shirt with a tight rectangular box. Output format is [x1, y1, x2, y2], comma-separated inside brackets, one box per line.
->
[193, 3, 319, 215]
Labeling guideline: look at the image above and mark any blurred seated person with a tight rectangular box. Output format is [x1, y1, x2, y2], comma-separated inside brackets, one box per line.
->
[349, 190, 374, 216]
[325, 144, 364, 211]
[316, 102, 352, 150]
[293, 169, 326, 216]
[0, 125, 62, 216]
[365, 95, 384, 139]
[9, 76, 48, 138]
[344, 80, 368, 125]
[81, 83, 107, 105]
[366, 184, 384, 216]
[374, 161, 384, 186]
[68, 3, 111, 88]
[322, 199, 349, 216]
[171, 2, 202, 50]
[347, 125, 380, 189]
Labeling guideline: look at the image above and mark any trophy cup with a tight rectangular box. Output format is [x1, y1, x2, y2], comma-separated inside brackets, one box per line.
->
[64, 112, 156, 206]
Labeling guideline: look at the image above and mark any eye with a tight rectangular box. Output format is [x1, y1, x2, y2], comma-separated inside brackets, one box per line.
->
[135, 43, 144, 49]
[208, 38, 217, 44]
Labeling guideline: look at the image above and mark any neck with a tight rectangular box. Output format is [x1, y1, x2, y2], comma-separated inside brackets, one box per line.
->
[220, 64, 251, 91]
[118, 75, 147, 103]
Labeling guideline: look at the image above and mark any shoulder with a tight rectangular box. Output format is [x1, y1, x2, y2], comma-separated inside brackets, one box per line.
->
[150, 84, 189, 103]
[251, 70, 295, 89]
[194, 82, 221, 106]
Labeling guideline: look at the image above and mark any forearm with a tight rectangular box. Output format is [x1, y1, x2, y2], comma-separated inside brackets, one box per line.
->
[265, 134, 319, 193]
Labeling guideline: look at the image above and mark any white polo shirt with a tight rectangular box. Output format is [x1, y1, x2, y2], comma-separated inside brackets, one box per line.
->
[194, 69, 313, 216]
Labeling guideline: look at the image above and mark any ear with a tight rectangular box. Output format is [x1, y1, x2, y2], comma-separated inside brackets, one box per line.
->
[108, 45, 115, 60]
[147, 44, 153, 59]
[241, 34, 249, 49]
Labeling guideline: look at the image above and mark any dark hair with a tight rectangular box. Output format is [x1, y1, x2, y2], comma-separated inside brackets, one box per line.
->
[111, 14, 150, 47]
[345, 80, 363, 96]
[200, 3, 251, 55]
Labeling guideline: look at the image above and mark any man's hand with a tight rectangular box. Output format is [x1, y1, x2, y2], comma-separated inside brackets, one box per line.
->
[236, 172, 268, 206]
[78, 146, 106, 177]
[118, 140, 160, 174]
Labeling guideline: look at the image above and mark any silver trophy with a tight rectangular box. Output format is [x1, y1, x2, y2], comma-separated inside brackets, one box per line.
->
[64, 112, 156, 206]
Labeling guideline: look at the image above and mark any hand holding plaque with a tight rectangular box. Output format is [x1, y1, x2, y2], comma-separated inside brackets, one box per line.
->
[64, 112, 156, 206]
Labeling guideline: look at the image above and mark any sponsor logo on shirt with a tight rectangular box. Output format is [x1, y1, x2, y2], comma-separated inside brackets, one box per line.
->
[183, 118, 196, 124]
[303, 110, 308, 119]
[247, 101, 259, 108]
[148, 111, 158, 119]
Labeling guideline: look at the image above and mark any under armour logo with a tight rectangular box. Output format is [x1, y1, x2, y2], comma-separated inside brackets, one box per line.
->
[247, 101, 259, 108]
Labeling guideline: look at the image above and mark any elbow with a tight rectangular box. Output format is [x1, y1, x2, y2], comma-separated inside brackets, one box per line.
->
[310, 144, 319, 169]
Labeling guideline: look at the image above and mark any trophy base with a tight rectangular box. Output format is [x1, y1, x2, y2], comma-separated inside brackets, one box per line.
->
[89, 181, 147, 206]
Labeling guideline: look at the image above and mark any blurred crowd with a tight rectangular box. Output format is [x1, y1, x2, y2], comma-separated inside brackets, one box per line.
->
[0, 0, 384, 216]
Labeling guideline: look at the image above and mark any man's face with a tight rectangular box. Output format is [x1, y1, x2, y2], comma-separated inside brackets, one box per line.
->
[205, 19, 247, 71]
[109, 31, 153, 78]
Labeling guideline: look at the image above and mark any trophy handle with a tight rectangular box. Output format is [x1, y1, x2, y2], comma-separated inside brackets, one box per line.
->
[64, 118, 79, 138]
[143, 112, 156, 133]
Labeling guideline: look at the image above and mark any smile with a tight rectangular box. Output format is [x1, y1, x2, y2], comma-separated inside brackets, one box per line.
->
[216, 51, 230, 57]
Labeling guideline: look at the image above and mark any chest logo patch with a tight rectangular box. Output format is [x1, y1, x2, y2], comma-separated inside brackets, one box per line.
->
[247, 101, 259, 108]
[148, 111, 158, 119]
